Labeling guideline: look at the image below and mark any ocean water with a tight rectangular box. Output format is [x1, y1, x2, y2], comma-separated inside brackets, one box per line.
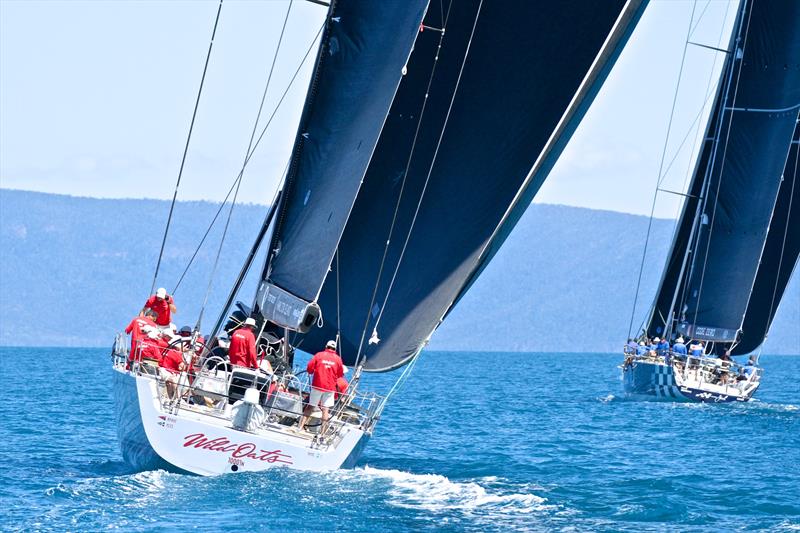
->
[1, 347, 798, 532]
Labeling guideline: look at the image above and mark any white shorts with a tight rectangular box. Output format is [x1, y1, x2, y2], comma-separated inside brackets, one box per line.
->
[308, 388, 334, 408]
[159, 367, 179, 383]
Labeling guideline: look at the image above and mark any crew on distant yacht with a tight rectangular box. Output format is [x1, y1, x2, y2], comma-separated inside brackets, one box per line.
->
[141, 287, 177, 332]
[636, 341, 647, 355]
[625, 338, 638, 354]
[655, 337, 670, 356]
[689, 340, 704, 357]
[229, 317, 258, 369]
[645, 338, 654, 354]
[672, 337, 687, 356]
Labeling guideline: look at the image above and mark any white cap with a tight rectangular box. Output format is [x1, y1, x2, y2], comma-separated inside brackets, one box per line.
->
[244, 317, 256, 327]
[326, 339, 337, 350]
[654, 337, 660, 342]
[156, 287, 167, 299]
[676, 337, 684, 343]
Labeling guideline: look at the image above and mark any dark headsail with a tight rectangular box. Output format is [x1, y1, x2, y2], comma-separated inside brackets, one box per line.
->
[303, 0, 648, 370]
[734, 119, 800, 354]
[646, 0, 800, 352]
[254, 0, 428, 331]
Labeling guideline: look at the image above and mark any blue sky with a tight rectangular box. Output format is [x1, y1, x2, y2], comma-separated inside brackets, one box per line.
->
[1, 0, 738, 218]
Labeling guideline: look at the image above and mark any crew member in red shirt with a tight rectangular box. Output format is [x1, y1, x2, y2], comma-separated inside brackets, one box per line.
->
[177, 325, 206, 375]
[159, 344, 186, 400]
[229, 317, 258, 369]
[299, 339, 344, 432]
[125, 309, 165, 364]
[141, 287, 177, 328]
[334, 375, 349, 401]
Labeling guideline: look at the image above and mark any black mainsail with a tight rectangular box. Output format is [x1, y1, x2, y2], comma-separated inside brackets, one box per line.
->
[300, 0, 649, 370]
[646, 0, 800, 353]
[254, 0, 429, 331]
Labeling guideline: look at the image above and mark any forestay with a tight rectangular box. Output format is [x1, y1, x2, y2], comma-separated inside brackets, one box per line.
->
[255, 0, 428, 330]
[647, 0, 800, 349]
[305, 0, 648, 370]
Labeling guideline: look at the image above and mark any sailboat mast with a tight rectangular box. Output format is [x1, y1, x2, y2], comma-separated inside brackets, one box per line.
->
[671, 0, 749, 339]
[645, 1, 746, 341]
[209, 193, 282, 341]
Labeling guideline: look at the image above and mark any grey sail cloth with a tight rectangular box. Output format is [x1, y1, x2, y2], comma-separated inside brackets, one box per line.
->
[303, 0, 648, 371]
[263, 0, 428, 303]
[648, 0, 800, 347]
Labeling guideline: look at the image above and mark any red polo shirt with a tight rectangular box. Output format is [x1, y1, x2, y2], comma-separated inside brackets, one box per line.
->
[144, 294, 174, 326]
[307, 348, 344, 392]
[125, 316, 160, 361]
[160, 348, 184, 373]
[229, 327, 257, 368]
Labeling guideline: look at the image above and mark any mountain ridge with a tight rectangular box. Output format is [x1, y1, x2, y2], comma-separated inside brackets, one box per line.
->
[1, 188, 797, 354]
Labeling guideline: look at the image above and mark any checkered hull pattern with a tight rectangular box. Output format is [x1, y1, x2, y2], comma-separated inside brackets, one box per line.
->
[622, 361, 687, 401]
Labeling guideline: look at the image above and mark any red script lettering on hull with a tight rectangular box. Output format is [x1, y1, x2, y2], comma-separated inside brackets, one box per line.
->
[183, 433, 293, 464]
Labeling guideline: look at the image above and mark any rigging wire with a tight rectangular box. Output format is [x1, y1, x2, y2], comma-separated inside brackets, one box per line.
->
[371, 0, 484, 342]
[357, 0, 486, 370]
[375, 345, 424, 416]
[352, 1, 456, 367]
[689, 1, 754, 333]
[195, 1, 295, 331]
[674, 0, 733, 211]
[670, 0, 749, 333]
[638, 1, 734, 337]
[171, 18, 326, 294]
[627, 0, 698, 339]
[150, 0, 224, 296]
[688, 0, 712, 39]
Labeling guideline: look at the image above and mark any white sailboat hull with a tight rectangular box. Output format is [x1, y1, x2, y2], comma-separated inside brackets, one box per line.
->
[112, 366, 370, 475]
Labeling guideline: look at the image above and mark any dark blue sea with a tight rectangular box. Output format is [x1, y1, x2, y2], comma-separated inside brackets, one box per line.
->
[1, 347, 798, 532]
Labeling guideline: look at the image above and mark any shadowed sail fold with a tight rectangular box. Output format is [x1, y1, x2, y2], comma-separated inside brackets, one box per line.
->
[302, 0, 648, 370]
[255, 0, 428, 330]
[646, 0, 800, 353]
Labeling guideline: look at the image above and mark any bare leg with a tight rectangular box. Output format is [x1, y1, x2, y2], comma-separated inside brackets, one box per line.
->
[299, 403, 315, 431]
[319, 406, 330, 436]
[165, 379, 176, 400]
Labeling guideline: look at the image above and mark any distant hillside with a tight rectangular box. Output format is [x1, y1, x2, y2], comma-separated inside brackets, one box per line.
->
[1, 189, 797, 353]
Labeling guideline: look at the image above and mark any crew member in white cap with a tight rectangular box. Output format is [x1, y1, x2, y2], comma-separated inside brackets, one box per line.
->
[229, 317, 258, 369]
[141, 287, 177, 331]
[299, 339, 344, 433]
[672, 337, 687, 356]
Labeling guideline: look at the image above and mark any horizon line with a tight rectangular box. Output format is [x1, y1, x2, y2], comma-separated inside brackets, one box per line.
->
[0, 186, 677, 221]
